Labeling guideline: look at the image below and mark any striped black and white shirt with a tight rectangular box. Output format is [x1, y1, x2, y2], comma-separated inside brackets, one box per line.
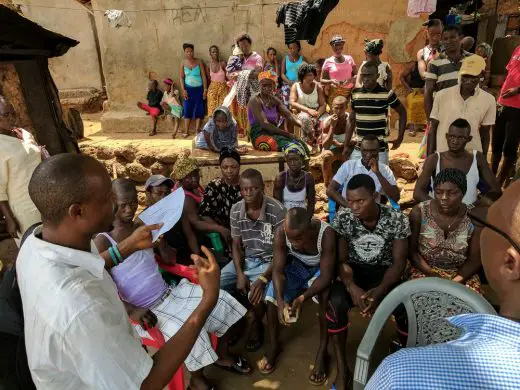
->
[351, 84, 401, 151]
[424, 51, 472, 92]
[230, 195, 286, 262]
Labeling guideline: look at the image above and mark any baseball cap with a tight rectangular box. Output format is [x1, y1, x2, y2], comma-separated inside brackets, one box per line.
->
[329, 35, 345, 45]
[459, 55, 486, 77]
[145, 174, 174, 191]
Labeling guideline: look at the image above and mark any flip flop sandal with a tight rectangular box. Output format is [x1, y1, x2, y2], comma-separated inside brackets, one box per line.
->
[214, 355, 251, 375]
[257, 355, 277, 375]
[309, 355, 329, 386]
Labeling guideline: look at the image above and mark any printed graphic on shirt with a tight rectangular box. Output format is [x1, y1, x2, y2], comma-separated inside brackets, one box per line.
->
[261, 223, 273, 244]
[353, 233, 386, 264]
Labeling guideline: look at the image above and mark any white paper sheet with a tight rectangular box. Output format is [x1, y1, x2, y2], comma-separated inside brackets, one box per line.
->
[138, 187, 185, 242]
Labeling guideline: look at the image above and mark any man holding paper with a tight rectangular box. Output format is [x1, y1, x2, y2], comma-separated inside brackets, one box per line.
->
[94, 178, 251, 389]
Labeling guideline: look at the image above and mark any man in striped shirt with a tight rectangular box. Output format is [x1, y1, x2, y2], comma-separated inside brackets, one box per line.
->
[344, 61, 407, 165]
[424, 24, 471, 118]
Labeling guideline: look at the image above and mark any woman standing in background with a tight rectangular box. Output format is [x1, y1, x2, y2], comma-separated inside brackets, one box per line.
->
[179, 43, 208, 138]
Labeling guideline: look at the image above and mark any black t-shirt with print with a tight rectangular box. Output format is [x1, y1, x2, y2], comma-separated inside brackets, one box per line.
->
[332, 205, 410, 268]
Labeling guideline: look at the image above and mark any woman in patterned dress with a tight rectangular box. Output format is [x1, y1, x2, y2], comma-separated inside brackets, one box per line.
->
[408, 168, 482, 293]
[199, 148, 242, 229]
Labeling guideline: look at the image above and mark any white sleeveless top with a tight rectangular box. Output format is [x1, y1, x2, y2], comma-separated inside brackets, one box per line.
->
[431, 151, 479, 205]
[295, 82, 319, 109]
[286, 220, 329, 267]
[283, 171, 307, 210]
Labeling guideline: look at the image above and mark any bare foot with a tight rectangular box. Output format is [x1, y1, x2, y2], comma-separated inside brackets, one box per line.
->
[181, 132, 190, 139]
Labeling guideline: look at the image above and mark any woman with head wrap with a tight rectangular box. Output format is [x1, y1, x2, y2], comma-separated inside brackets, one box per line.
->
[355, 39, 393, 91]
[475, 42, 493, 88]
[408, 168, 482, 293]
[199, 148, 242, 229]
[195, 106, 247, 154]
[168, 157, 232, 261]
[273, 145, 316, 215]
[248, 70, 310, 156]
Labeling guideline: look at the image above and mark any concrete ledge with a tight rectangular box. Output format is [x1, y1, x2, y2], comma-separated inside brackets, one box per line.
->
[101, 109, 173, 133]
[101, 108, 207, 134]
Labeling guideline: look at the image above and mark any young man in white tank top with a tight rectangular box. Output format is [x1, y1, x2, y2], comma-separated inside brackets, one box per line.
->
[414, 118, 502, 206]
[259, 208, 336, 383]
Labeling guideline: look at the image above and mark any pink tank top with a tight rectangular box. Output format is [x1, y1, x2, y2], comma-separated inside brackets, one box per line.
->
[210, 66, 226, 82]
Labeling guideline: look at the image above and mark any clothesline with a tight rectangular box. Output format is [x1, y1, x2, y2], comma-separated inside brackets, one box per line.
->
[13, 2, 287, 13]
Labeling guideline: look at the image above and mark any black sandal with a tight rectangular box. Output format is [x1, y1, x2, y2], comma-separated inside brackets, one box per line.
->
[214, 355, 251, 375]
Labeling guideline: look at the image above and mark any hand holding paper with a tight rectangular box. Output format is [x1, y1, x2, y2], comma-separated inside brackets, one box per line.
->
[138, 187, 185, 242]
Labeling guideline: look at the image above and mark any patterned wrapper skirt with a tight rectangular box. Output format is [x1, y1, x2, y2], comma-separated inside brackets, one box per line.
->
[407, 89, 427, 126]
[409, 265, 482, 294]
[230, 99, 249, 138]
[250, 123, 310, 156]
[207, 81, 229, 117]
[327, 84, 352, 108]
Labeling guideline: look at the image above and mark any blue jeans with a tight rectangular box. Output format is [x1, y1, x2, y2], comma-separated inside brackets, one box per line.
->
[350, 148, 389, 165]
[220, 257, 270, 294]
[264, 258, 320, 306]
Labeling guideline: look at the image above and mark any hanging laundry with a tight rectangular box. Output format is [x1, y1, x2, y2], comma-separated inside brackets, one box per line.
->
[104, 9, 132, 27]
[276, 0, 339, 46]
[407, 0, 437, 18]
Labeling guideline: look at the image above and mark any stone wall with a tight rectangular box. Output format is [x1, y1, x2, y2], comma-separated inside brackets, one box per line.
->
[17, 0, 104, 91]
[92, 0, 426, 111]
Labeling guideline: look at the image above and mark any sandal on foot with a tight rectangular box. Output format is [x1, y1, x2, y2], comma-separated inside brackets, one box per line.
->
[149, 130, 157, 136]
[309, 354, 329, 386]
[257, 355, 277, 375]
[214, 355, 251, 375]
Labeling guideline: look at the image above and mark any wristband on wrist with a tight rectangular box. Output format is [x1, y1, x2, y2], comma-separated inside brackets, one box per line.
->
[258, 275, 268, 284]
[112, 244, 123, 262]
[108, 247, 119, 266]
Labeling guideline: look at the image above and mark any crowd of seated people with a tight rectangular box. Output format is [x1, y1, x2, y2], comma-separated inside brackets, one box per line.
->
[3, 24, 520, 390]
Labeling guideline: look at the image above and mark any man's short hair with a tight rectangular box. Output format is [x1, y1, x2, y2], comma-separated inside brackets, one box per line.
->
[361, 134, 380, 144]
[182, 43, 194, 51]
[424, 19, 443, 29]
[236, 33, 252, 44]
[449, 118, 471, 134]
[361, 61, 379, 73]
[443, 24, 463, 36]
[332, 95, 347, 106]
[286, 207, 310, 231]
[297, 63, 317, 82]
[240, 168, 263, 184]
[315, 58, 325, 67]
[347, 174, 376, 194]
[113, 178, 137, 197]
[29, 154, 104, 224]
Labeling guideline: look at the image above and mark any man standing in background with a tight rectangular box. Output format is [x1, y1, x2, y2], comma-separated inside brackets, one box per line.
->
[0, 96, 41, 246]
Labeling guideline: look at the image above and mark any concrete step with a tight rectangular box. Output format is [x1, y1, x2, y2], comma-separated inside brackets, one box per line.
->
[101, 109, 206, 133]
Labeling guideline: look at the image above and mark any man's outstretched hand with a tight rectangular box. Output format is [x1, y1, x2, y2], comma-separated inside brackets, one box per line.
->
[127, 223, 163, 250]
[191, 246, 220, 302]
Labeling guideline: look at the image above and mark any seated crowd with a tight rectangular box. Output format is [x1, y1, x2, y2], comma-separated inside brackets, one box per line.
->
[2, 26, 520, 390]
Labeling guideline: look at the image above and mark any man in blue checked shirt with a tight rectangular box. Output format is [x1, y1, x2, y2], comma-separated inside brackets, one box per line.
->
[366, 181, 520, 389]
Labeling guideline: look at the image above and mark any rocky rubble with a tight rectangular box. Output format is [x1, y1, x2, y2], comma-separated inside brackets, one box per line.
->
[79, 143, 188, 207]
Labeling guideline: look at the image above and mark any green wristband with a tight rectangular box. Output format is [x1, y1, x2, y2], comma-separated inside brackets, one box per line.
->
[108, 247, 118, 267]
[112, 245, 123, 262]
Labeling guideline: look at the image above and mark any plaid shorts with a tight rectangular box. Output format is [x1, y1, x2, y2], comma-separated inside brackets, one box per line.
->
[135, 279, 246, 371]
